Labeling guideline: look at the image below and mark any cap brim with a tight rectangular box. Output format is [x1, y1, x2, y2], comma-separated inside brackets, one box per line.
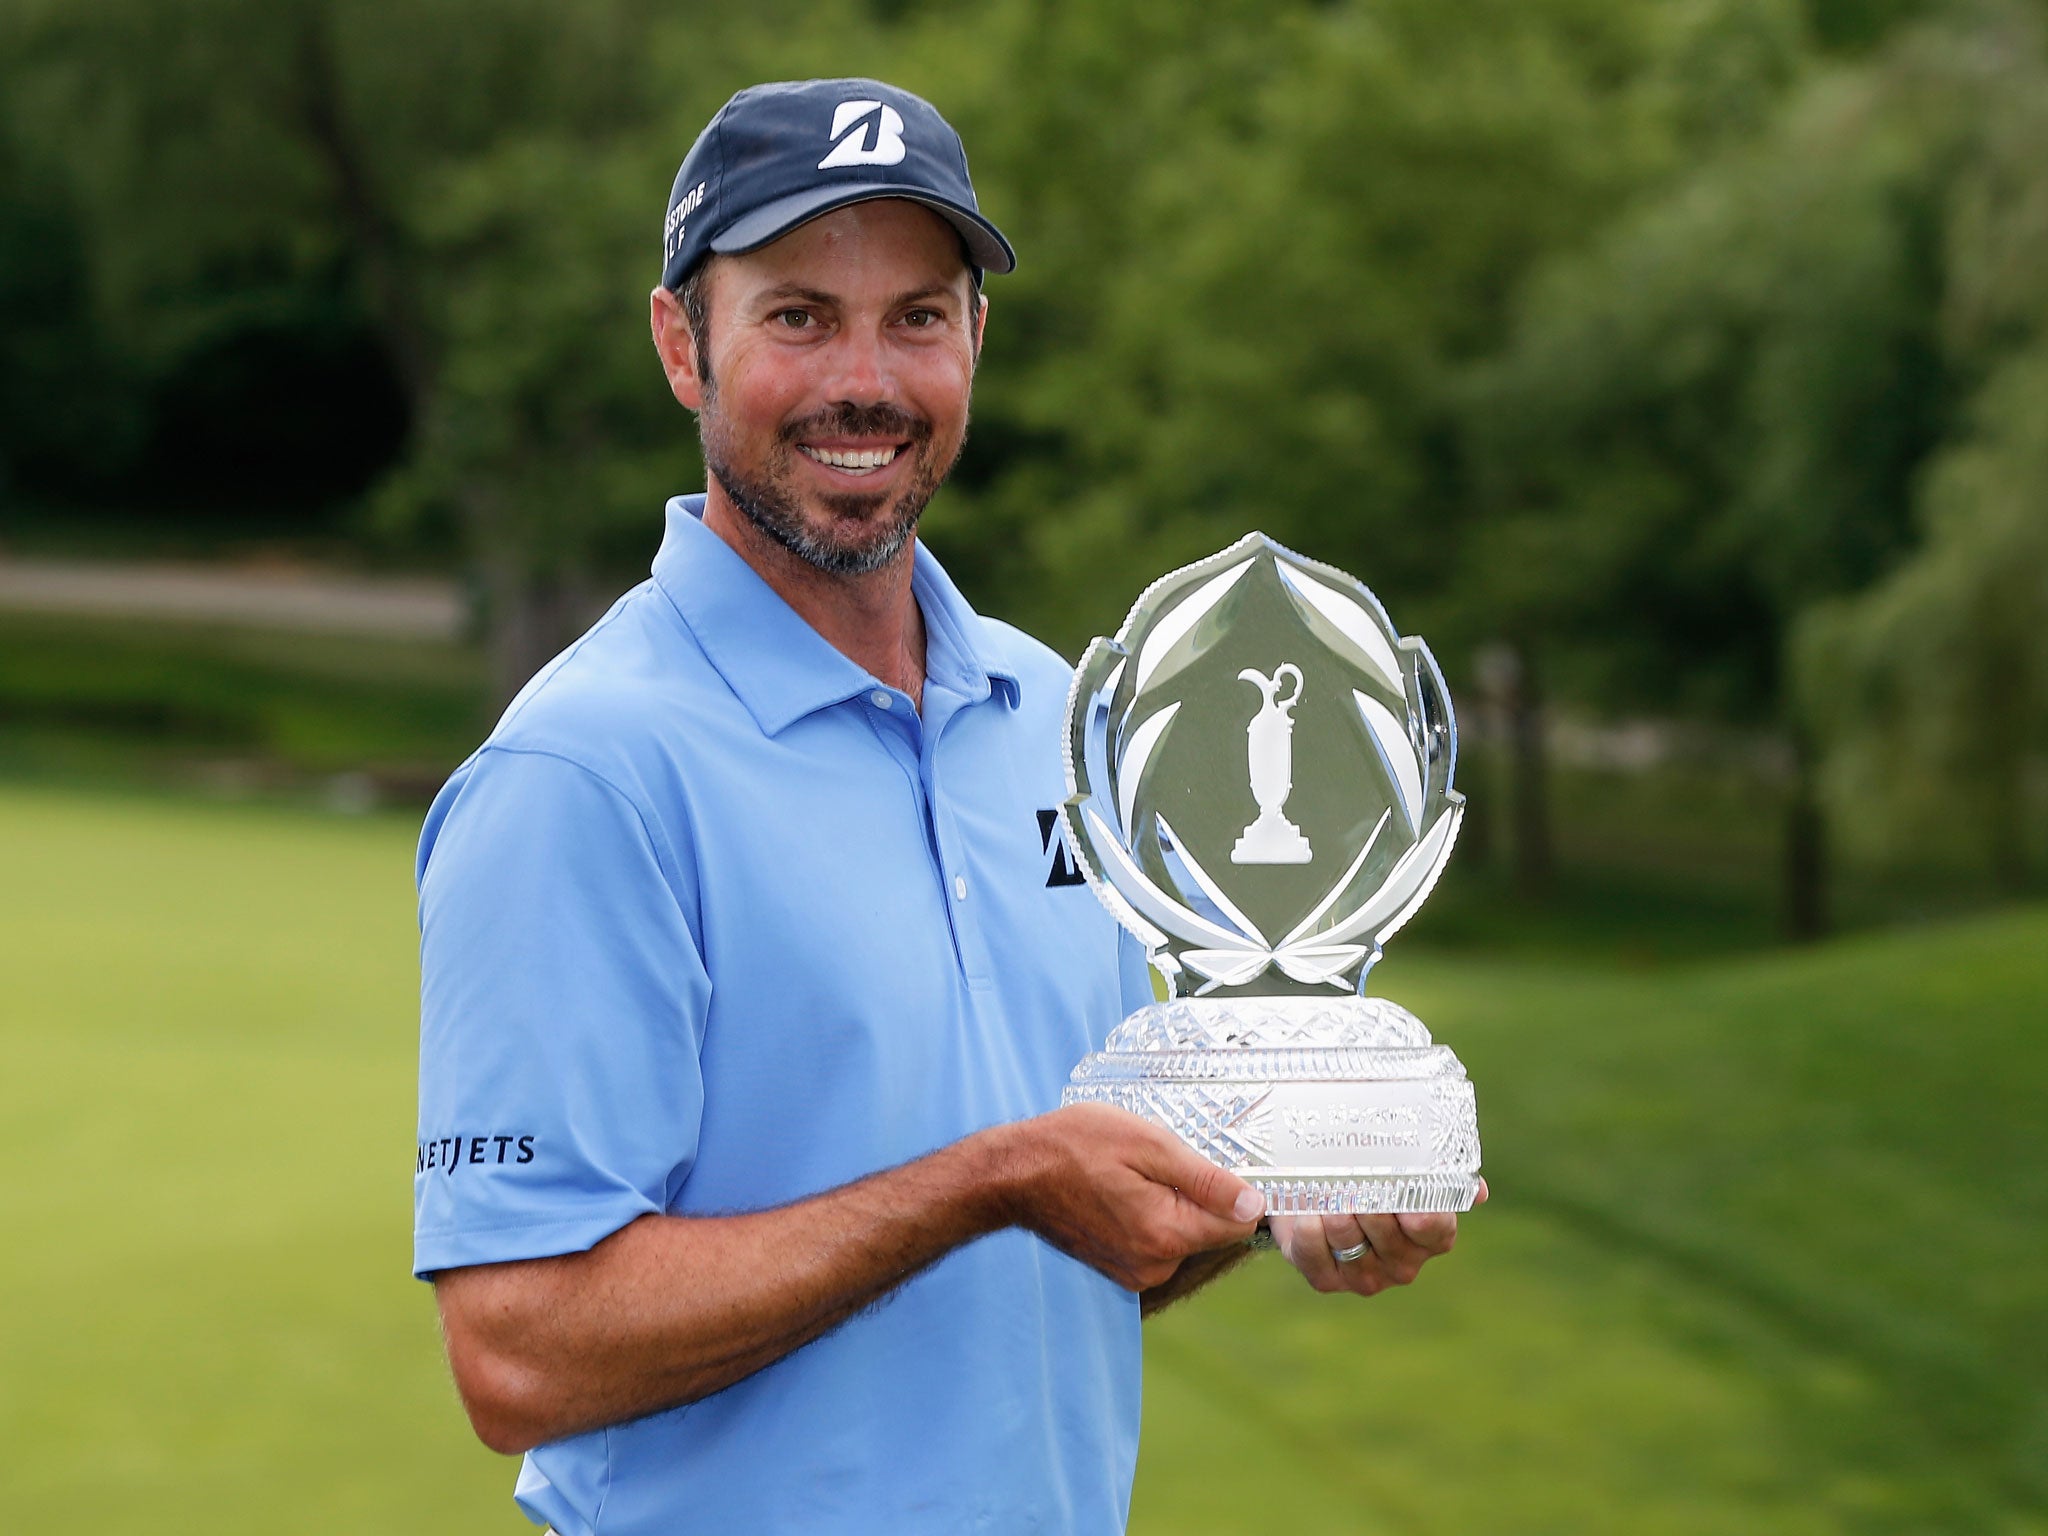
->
[712, 183, 1016, 275]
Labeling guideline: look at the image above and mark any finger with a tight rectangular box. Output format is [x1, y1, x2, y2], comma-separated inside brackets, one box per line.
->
[1323, 1214, 1405, 1295]
[1172, 1189, 1265, 1256]
[1139, 1131, 1266, 1226]
[1359, 1213, 1431, 1283]
[1391, 1177, 1484, 1249]
[1271, 1214, 1345, 1293]
[1321, 1212, 1372, 1264]
[1391, 1208, 1459, 1255]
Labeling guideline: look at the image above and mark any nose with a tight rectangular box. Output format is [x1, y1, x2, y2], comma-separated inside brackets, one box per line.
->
[821, 325, 897, 407]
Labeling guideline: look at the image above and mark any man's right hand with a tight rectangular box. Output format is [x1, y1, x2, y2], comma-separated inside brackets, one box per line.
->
[435, 1102, 1263, 1453]
[990, 1103, 1265, 1291]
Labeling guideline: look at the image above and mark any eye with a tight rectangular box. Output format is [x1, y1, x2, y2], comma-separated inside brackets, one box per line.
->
[773, 309, 815, 330]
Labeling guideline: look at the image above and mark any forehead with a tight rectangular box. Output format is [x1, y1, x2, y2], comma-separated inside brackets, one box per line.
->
[708, 199, 975, 307]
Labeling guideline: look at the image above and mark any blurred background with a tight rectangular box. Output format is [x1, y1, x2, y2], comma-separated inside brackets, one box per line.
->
[1, 0, 2042, 1529]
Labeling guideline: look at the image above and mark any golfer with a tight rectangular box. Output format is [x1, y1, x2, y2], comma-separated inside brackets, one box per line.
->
[414, 77, 1473, 1535]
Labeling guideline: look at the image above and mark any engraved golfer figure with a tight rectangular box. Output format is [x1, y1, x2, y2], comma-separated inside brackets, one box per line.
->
[1231, 663, 1313, 864]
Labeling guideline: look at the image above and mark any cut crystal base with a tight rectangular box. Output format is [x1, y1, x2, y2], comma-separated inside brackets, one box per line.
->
[1061, 997, 1482, 1214]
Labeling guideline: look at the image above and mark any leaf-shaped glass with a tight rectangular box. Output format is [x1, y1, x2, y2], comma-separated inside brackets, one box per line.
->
[1061, 531, 1464, 999]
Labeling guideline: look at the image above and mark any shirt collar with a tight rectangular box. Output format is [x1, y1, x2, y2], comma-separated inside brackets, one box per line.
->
[650, 495, 1021, 737]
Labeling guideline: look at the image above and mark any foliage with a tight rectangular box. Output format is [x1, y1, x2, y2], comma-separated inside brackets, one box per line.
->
[923, 0, 1708, 655]
[0, 0, 2041, 884]
[1462, 23, 1949, 719]
[1792, 9, 2048, 882]
[0, 0, 663, 543]
[0, 123, 127, 504]
[1457, 0, 2048, 891]
[1797, 347, 2048, 881]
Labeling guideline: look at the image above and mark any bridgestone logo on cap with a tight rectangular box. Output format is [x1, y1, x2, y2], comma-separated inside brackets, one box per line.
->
[819, 100, 907, 169]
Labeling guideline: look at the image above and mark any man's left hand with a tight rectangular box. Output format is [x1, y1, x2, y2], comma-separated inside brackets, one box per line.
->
[1268, 1178, 1487, 1297]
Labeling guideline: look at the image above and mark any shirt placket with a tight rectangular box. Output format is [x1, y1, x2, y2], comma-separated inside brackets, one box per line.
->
[862, 686, 991, 987]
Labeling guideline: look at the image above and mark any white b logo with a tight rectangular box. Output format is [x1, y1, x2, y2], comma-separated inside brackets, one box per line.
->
[818, 100, 907, 169]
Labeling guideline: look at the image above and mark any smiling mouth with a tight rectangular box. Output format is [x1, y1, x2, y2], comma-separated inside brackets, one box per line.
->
[797, 444, 903, 475]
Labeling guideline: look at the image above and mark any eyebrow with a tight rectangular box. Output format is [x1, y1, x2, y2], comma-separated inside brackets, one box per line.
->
[885, 285, 962, 310]
[751, 282, 965, 311]
[753, 284, 839, 309]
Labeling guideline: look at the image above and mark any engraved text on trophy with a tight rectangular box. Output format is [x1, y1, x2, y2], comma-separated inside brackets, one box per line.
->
[1232, 663, 1313, 865]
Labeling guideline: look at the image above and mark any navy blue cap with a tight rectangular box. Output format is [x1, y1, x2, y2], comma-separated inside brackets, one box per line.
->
[661, 78, 1016, 292]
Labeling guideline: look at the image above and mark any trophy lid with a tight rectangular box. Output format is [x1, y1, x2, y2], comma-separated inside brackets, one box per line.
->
[1061, 532, 1464, 998]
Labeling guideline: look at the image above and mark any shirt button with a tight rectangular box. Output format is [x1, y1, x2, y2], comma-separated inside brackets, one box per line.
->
[953, 874, 968, 901]
[871, 690, 892, 709]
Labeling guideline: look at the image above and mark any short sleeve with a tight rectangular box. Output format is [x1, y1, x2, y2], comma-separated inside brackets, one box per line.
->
[412, 746, 709, 1278]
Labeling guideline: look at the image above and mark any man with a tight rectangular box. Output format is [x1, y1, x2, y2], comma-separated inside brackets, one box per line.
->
[415, 78, 1474, 1535]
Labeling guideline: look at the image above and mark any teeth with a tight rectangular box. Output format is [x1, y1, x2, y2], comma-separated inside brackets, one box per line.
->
[800, 445, 899, 471]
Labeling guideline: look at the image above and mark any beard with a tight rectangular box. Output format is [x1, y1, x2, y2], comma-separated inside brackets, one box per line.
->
[703, 400, 961, 577]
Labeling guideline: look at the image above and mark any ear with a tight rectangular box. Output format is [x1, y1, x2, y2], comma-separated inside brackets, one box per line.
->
[650, 286, 707, 410]
[972, 290, 989, 355]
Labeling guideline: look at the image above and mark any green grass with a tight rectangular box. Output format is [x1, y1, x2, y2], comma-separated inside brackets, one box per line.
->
[1140, 920, 2048, 1534]
[0, 785, 510, 1529]
[1, 783, 2042, 1532]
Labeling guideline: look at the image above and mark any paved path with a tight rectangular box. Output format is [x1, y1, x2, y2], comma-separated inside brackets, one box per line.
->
[0, 557, 465, 640]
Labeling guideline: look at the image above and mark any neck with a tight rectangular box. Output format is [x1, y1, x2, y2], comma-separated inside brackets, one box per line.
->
[701, 487, 927, 708]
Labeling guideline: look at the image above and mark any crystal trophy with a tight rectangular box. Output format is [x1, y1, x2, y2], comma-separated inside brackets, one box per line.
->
[1059, 533, 1481, 1213]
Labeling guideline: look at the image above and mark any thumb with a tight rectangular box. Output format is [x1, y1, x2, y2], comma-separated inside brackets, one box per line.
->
[1175, 1147, 1266, 1224]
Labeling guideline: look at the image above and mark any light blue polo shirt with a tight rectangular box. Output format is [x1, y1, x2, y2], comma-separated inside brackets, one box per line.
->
[415, 495, 1153, 1536]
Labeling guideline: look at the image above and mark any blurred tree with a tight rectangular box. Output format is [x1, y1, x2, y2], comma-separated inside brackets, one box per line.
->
[1459, 0, 2044, 933]
[9, 0, 2031, 845]
[0, 121, 133, 515]
[910, 0, 1793, 903]
[1798, 352, 2048, 890]
[3, 0, 665, 665]
[1796, 11, 2048, 888]
[924, 0, 1700, 659]
[379, 0, 929, 696]
[9, 0, 662, 397]
[367, 133, 691, 697]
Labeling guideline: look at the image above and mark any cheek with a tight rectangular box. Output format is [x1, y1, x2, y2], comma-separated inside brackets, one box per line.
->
[716, 342, 811, 417]
[912, 350, 978, 428]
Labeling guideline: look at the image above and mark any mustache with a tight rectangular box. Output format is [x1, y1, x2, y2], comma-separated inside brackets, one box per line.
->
[779, 402, 932, 446]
